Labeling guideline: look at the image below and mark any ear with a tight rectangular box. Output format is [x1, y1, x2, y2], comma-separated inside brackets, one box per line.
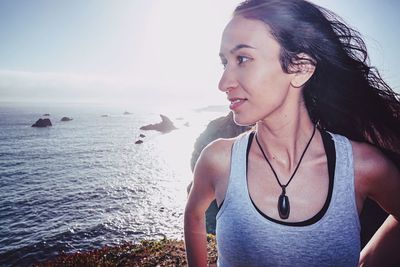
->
[289, 53, 316, 88]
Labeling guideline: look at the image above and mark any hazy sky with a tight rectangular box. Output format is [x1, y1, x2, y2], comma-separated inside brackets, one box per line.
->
[0, 0, 399, 108]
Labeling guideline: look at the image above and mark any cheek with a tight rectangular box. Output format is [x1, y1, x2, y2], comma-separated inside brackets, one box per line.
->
[248, 68, 293, 111]
[245, 66, 290, 96]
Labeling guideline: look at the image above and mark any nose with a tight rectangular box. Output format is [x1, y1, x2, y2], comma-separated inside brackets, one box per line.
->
[218, 68, 238, 93]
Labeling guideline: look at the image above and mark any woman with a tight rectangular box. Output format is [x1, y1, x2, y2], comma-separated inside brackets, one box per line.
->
[184, 0, 400, 266]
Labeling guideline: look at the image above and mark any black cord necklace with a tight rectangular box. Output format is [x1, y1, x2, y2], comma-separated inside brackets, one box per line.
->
[255, 125, 316, 220]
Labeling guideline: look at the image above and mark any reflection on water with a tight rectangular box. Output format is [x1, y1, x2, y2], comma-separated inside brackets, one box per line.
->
[0, 102, 227, 266]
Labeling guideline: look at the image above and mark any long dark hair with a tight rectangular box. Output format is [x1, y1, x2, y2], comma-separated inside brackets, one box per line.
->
[234, 0, 400, 168]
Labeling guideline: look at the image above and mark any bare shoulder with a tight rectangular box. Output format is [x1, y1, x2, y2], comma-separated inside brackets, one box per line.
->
[194, 136, 236, 183]
[351, 141, 397, 181]
[351, 140, 400, 214]
[185, 136, 238, 215]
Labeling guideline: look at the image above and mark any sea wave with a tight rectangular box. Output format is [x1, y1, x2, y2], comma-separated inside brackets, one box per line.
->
[0, 104, 222, 266]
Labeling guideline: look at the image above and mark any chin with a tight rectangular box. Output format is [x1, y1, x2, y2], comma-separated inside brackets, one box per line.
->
[232, 112, 257, 127]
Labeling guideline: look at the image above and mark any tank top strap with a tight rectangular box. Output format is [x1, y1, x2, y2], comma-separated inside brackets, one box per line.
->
[216, 131, 252, 219]
[329, 132, 361, 231]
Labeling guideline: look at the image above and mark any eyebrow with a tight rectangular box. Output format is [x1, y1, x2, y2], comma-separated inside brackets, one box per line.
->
[231, 44, 256, 53]
[219, 44, 256, 57]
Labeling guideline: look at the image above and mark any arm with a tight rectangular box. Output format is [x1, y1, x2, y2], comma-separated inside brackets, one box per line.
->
[184, 143, 220, 267]
[360, 215, 400, 266]
[355, 144, 400, 266]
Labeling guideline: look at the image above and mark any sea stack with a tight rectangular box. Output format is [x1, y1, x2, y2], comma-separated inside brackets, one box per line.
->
[61, 117, 73, 121]
[32, 118, 52, 127]
[140, 114, 177, 133]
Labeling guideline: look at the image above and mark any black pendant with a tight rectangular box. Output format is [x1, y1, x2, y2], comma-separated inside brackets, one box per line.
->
[278, 188, 290, 219]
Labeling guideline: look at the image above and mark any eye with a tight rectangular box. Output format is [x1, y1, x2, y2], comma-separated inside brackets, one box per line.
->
[220, 58, 228, 69]
[237, 55, 251, 65]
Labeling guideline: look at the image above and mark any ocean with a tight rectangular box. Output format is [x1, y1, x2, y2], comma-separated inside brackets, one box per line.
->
[0, 102, 227, 266]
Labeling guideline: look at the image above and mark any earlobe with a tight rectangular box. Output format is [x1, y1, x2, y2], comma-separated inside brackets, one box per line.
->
[290, 79, 304, 89]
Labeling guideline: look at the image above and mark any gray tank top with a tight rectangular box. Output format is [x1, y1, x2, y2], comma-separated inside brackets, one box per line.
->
[216, 131, 360, 267]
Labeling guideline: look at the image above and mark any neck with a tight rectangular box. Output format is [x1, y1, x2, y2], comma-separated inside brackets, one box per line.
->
[255, 102, 315, 172]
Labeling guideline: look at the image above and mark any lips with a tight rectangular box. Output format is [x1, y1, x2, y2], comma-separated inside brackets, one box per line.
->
[228, 97, 247, 110]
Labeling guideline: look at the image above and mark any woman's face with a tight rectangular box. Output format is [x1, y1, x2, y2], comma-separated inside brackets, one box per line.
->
[219, 15, 295, 126]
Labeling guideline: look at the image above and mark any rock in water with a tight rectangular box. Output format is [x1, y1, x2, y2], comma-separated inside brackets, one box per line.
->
[140, 114, 177, 133]
[32, 118, 52, 127]
[135, 140, 143, 144]
[61, 117, 73, 121]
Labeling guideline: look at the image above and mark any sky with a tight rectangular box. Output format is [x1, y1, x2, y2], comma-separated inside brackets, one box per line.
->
[0, 0, 399, 109]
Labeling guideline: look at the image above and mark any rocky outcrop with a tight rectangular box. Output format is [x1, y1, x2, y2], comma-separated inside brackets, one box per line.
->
[140, 114, 177, 133]
[32, 118, 52, 127]
[123, 111, 132, 115]
[42, 113, 50, 116]
[61, 117, 73, 121]
[190, 111, 251, 171]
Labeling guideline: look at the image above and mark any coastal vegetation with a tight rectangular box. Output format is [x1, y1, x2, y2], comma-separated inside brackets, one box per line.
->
[34, 235, 217, 267]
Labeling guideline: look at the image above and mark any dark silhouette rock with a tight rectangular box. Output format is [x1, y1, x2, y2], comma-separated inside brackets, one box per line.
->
[140, 114, 177, 133]
[42, 113, 50, 116]
[135, 140, 143, 144]
[61, 117, 73, 122]
[123, 111, 132, 115]
[187, 111, 388, 247]
[32, 118, 52, 127]
[139, 134, 146, 138]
